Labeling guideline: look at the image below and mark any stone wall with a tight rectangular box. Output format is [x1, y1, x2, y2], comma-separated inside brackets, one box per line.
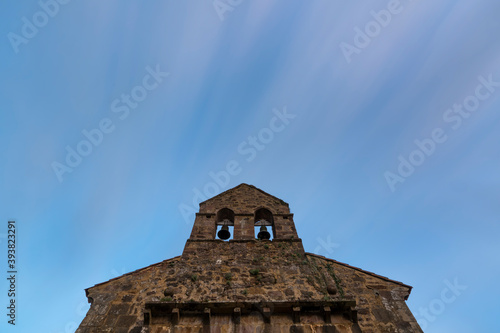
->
[77, 239, 422, 332]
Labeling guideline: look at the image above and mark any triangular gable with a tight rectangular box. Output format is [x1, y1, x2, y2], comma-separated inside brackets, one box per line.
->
[200, 183, 289, 206]
[306, 252, 413, 292]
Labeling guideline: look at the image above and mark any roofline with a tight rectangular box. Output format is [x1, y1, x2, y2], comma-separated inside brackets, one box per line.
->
[83, 253, 412, 301]
[305, 252, 413, 294]
[84, 256, 181, 296]
[199, 183, 289, 206]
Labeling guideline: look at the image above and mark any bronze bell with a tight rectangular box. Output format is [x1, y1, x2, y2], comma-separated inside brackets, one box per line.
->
[217, 225, 231, 240]
[257, 226, 271, 240]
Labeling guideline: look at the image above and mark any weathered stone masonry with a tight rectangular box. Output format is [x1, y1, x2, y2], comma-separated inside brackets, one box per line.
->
[76, 184, 423, 332]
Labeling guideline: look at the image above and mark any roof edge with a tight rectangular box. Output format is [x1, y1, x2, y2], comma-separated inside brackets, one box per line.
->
[85, 256, 181, 294]
[305, 252, 413, 294]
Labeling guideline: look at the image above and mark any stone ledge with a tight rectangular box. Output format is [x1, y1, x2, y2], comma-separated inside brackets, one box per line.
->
[145, 299, 358, 324]
[185, 238, 303, 243]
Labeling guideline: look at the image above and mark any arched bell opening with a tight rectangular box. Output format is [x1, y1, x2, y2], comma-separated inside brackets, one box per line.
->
[216, 208, 235, 241]
[254, 208, 274, 240]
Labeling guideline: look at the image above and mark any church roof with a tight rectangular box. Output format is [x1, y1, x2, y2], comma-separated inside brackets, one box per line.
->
[85, 253, 412, 297]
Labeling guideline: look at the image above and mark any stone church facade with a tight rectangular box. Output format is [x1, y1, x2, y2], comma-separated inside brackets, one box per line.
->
[76, 184, 423, 332]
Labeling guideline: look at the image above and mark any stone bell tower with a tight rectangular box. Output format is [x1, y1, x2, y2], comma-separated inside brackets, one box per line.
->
[76, 184, 423, 332]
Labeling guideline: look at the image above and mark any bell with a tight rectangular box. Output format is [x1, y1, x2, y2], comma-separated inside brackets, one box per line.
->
[217, 225, 231, 240]
[257, 226, 271, 240]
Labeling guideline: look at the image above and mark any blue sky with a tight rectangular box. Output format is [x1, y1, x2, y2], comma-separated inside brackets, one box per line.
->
[1, 1, 499, 332]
